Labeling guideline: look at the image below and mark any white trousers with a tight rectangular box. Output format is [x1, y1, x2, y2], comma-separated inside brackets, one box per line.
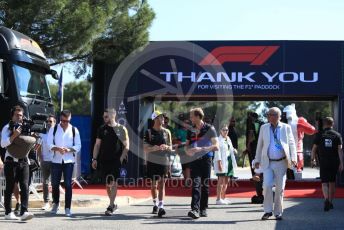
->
[263, 160, 288, 216]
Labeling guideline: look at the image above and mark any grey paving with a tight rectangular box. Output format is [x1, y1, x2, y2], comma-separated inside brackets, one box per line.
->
[1, 197, 344, 230]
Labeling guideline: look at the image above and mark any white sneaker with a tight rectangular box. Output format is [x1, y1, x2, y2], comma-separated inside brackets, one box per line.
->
[20, 212, 34, 221]
[51, 203, 59, 214]
[224, 198, 232, 205]
[5, 212, 18, 220]
[216, 199, 227, 205]
[42, 202, 51, 211]
[65, 208, 72, 217]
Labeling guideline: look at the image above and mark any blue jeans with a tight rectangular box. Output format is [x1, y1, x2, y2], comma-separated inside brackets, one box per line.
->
[51, 162, 74, 209]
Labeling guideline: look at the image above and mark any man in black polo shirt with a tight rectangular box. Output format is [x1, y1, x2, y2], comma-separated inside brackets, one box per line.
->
[92, 108, 129, 216]
[186, 108, 219, 219]
[311, 117, 344, 211]
[144, 111, 172, 217]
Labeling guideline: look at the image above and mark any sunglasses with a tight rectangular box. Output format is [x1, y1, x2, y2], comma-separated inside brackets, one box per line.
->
[61, 119, 70, 123]
[267, 113, 278, 117]
[46, 120, 54, 123]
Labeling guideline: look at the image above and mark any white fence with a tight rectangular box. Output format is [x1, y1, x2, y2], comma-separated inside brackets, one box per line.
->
[0, 169, 43, 208]
[0, 169, 5, 208]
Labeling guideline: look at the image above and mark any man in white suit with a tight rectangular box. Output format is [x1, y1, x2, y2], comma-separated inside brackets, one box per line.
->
[254, 107, 297, 220]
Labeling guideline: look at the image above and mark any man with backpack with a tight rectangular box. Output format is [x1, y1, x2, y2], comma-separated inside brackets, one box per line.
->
[92, 108, 129, 216]
[144, 111, 172, 217]
[47, 110, 81, 217]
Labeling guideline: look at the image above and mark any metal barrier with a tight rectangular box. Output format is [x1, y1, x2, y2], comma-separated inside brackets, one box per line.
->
[0, 169, 43, 209]
[30, 170, 43, 199]
[0, 169, 5, 208]
[0, 160, 86, 209]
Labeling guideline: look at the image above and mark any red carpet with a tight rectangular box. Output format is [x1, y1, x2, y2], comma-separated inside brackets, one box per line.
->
[72, 179, 344, 199]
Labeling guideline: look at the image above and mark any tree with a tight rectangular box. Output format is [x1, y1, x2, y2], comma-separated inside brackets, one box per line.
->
[0, 0, 155, 75]
[264, 101, 331, 124]
[49, 81, 91, 115]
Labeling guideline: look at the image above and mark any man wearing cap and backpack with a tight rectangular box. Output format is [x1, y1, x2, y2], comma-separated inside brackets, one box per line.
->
[144, 111, 172, 217]
[92, 108, 129, 216]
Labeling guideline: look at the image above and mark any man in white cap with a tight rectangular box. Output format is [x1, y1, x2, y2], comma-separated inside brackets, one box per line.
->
[144, 110, 172, 217]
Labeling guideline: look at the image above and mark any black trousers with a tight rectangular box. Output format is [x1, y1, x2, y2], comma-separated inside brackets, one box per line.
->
[4, 158, 30, 215]
[248, 145, 263, 197]
[190, 157, 212, 212]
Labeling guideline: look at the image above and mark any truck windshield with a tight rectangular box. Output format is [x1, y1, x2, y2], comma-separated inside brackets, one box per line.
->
[13, 63, 51, 100]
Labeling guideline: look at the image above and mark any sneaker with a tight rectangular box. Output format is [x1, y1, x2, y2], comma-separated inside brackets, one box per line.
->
[14, 203, 20, 215]
[329, 201, 334, 209]
[152, 206, 158, 214]
[224, 198, 232, 205]
[105, 206, 114, 216]
[188, 210, 200, 219]
[200, 209, 207, 217]
[216, 199, 227, 205]
[50, 203, 59, 214]
[275, 214, 283, 220]
[20, 212, 34, 221]
[324, 199, 330, 212]
[65, 208, 72, 217]
[158, 208, 166, 217]
[42, 202, 51, 211]
[251, 195, 264, 204]
[261, 212, 273, 220]
[5, 212, 18, 220]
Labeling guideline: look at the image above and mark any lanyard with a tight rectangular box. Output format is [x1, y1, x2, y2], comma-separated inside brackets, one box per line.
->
[272, 127, 282, 150]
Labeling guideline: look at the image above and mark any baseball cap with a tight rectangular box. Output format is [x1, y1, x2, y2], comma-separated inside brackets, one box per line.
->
[151, 110, 163, 120]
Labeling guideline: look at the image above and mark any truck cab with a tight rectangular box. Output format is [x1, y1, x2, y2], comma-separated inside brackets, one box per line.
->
[0, 26, 58, 130]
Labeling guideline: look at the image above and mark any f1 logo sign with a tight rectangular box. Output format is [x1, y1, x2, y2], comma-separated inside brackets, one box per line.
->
[199, 46, 279, 66]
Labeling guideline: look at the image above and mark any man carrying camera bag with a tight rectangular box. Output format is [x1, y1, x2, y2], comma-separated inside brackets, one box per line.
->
[1, 105, 36, 221]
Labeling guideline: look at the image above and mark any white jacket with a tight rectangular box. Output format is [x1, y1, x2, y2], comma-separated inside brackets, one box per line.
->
[254, 122, 297, 170]
[214, 135, 237, 174]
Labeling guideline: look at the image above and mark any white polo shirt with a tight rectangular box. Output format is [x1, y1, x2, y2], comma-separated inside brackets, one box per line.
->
[47, 123, 81, 164]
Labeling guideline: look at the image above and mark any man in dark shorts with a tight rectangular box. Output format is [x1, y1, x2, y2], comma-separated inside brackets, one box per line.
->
[311, 117, 343, 211]
[144, 111, 172, 217]
[185, 108, 219, 219]
[92, 108, 129, 216]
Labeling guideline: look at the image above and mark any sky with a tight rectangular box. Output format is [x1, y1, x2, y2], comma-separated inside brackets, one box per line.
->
[57, 0, 344, 83]
[148, 0, 344, 41]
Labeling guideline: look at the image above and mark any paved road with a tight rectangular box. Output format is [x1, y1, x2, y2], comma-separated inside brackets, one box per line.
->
[1, 197, 344, 230]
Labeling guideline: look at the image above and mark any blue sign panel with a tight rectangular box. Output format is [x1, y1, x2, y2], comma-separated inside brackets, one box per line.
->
[116, 41, 343, 98]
